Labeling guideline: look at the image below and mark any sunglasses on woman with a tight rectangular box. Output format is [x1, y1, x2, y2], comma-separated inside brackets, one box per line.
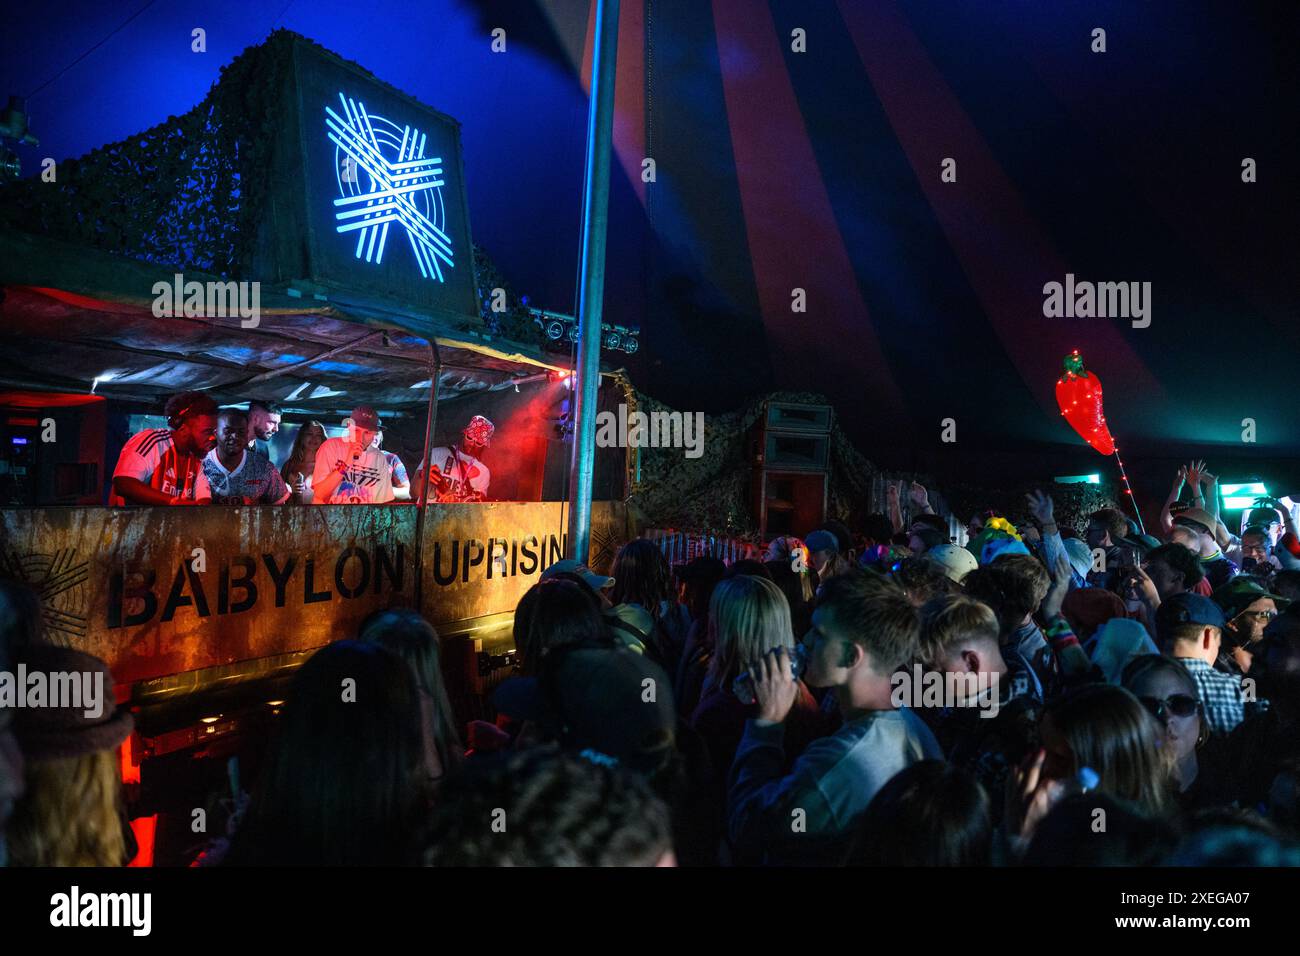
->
[1138, 694, 1199, 721]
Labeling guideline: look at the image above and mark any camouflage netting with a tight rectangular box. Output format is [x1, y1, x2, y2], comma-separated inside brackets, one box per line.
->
[0, 28, 543, 355]
[622, 385, 1123, 539]
[624, 389, 881, 539]
[0, 30, 302, 277]
[471, 244, 545, 348]
[942, 479, 1123, 536]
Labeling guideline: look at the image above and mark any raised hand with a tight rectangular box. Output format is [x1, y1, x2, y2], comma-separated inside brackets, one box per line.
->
[1041, 552, 1073, 618]
[1005, 749, 1066, 849]
[909, 481, 930, 509]
[751, 646, 800, 725]
[1026, 489, 1055, 527]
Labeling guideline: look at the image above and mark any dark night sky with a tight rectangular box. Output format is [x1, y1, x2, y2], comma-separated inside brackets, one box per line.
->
[2, 0, 1297, 493]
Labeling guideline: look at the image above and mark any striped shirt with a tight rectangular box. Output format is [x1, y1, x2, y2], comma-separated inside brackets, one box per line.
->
[110, 429, 210, 505]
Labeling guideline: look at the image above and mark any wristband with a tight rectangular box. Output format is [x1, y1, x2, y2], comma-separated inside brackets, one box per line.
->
[1043, 615, 1080, 650]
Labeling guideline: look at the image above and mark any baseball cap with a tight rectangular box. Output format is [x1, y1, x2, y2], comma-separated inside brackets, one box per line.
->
[349, 405, 382, 432]
[541, 558, 614, 592]
[1213, 577, 1292, 620]
[926, 543, 978, 583]
[1156, 592, 1227, 636]
[493, 645, 677, 775]
[1173, 507, 1217, 536]
[804, 530, 838, 555]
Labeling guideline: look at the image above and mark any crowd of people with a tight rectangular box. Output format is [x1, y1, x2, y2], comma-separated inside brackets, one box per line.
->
[4, 466, 1300, 867]
[109, 391, 496, 506]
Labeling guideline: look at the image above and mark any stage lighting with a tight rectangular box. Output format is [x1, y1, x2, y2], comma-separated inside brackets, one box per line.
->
[1055, 473, 1100, 485]
[544, 319, 565, 340]
[623, 335, 638, 355]
[602, 330, 622, 350]
[1221, 481, 1268, 510]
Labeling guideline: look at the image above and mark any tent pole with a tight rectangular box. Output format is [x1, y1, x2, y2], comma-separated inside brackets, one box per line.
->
[414, 338, 442, 611]
[566, 0, 620, 563]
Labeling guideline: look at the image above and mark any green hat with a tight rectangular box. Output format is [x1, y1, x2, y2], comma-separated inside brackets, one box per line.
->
[1213, 577, 1291, 620]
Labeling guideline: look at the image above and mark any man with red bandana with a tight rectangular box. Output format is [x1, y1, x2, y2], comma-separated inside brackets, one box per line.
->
[415, 415, 494, 502]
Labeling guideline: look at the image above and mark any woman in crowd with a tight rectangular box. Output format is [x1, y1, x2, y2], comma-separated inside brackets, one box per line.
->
[221, 640, 430, 865]
[7, 644, 135, 866]
[690, 575, 832, 781]
[512, 578, 609, 674]
[1008, 683, 1173, 852]
[358, 608, 464, 787]
[1121, 654, 1224, 814]
[279, 420, 327, 504]
[608, 538, 688, 671]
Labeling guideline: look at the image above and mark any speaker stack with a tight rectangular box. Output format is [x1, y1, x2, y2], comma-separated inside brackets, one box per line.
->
[749, 402, 832, 539]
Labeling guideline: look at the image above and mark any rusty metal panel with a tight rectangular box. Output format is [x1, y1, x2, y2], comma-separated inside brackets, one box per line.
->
[0, 502, 631, 690]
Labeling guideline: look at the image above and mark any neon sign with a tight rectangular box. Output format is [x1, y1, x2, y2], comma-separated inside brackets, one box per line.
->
[324, 92, 455, 281]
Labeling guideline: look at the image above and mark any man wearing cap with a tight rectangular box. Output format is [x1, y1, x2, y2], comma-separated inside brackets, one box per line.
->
[416, 415, 494, 503]
[1158, 593, 1246, 735]
[541, 558, 616, 606]
[310, 406, 395, 505]
[804, 529, 845, 590]
[925, 543, 978, 584]
[1214, 577, 1291, 675]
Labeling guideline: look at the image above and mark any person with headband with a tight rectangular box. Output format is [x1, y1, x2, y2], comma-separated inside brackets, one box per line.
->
[311, 405, 395, 505]
[415, 415, 494, 503]
[109, 390, 217, 505]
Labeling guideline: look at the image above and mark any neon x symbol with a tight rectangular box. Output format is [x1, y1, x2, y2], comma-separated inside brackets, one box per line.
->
[325, 93, 455, 281]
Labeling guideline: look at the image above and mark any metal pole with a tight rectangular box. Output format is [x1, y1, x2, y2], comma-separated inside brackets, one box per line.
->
[414, 338, 442, 611]
[566, 0, 620, 562]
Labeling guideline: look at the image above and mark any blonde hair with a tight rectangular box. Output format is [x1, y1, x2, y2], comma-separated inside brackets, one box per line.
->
[918, 594, 1001, 667]
[706, 575, 794, 687]
[9, 748, 127, 866]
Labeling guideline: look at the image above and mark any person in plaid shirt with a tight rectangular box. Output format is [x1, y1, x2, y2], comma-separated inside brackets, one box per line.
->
[1157, 594, 1245, 735]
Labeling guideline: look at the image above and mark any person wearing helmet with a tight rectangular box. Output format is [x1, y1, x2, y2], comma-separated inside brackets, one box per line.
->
[416, 415, 495, 502]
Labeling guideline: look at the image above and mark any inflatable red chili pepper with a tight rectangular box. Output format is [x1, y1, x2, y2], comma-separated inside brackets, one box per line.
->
[1055, 350, 1115, 456]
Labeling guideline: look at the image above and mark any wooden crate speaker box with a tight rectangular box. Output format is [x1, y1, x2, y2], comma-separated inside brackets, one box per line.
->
[751, 403, 832, 538]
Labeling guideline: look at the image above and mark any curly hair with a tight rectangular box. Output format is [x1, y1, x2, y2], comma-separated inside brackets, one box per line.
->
[1144, 543, 1205, 590]
[163, 390, 218, 423]
[8, 749, 127, 866]
[422, 747, 673, 866]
